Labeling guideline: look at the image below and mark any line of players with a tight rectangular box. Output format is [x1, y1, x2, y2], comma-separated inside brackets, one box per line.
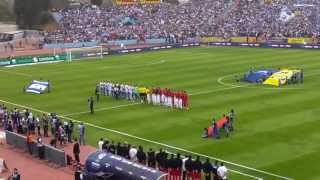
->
[97, 81, 189, 109]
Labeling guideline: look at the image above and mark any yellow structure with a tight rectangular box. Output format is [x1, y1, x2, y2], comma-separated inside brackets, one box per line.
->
[114, 0, 160, 5]
[287, 38, 306, 44]
[263, 69, 301, 86]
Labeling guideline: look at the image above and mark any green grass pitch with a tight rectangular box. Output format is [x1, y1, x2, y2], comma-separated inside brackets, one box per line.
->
[1, 47, 320, 180]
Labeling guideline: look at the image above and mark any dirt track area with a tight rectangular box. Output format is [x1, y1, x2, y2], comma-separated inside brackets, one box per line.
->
[0, 44, 160, 59]
[0, 130, 96, 180]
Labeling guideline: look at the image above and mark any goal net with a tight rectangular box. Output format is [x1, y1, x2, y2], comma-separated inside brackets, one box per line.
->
[64, 46, 108, 62]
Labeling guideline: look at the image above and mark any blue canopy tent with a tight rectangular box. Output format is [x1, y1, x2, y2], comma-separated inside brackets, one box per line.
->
[85, 151, 167, 180]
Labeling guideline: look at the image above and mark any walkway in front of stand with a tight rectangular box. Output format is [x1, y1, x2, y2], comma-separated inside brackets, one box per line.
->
[0, 130, 97, 180]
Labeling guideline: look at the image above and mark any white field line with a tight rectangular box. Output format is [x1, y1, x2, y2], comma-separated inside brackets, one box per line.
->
[2, 61, 319, 96]
[230, 169, 263, 180]
[189, 77, 251, 96]
[0, 66, 244, 97]
[4, 60, 63, 68]
[61, 87, 238, 117]
[62, 102, 140, 116]
[0, 98, 293, 180]
[64, 86, 242, 116]
[64, 86, 243, 117]
[217, 73, 243, 88]
[175, 68, 320, 97]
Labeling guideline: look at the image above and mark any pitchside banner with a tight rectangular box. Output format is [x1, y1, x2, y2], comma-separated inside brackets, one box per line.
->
[140, 0, 161, 4]
[115, 0, 135, 5]
[10, 55, 65, 65]
[200, 36, 257, 43]
[247, 37, 257, 43]
[115, 0, 160, 5]
[287, 37, 306, 44]
[230, 37, 248, 43]
[200, 37, 229, 43]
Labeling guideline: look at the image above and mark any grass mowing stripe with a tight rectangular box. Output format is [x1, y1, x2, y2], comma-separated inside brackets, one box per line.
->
[2, 47, 320, 179]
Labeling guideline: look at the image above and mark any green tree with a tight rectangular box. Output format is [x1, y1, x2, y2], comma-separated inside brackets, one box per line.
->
[0, 0, 14, 22]
[91, 0, 103, 6]
[14, 0, 51, 29]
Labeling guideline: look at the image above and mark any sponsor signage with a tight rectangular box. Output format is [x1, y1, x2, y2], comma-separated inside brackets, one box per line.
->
[0, 55, 66, 66]
[4, 41, 320, 67]
[38, 56, 56, 62]
[115, 0, 160, 5]
[200, 37, 228, 43]
[287, 37, 306, 44]
[269, 44, 292, 48]
[304, 45, 320, 49]
[0, 60, 11, 66]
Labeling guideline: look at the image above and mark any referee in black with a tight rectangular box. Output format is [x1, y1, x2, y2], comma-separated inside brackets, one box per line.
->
[88, 97, 94, 114]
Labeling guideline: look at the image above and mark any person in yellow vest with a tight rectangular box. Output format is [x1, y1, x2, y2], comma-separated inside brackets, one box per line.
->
[138, 86, 147, 103]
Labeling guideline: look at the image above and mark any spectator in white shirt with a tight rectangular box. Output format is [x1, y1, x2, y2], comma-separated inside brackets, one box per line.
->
[217, 162, 228, 180]
[98, 138, 104, 151]
[181, 156, 189, 179]
[129, 146, 138, 162]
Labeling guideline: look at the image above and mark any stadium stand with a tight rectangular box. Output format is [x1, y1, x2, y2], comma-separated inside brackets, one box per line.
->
[0, 30, 44, 54]
[2, 0, 320, 59]
[1, 1, 319, 179]
[44, 0, 320, 44]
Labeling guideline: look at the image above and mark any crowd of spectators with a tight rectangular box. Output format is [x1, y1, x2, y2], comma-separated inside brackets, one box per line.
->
[44, 0, 320, 44]
[0, 105, 74, 149]
[1, 104, 228, 179]
[95, 138, 228, 180]
[0, 31, 44, 54]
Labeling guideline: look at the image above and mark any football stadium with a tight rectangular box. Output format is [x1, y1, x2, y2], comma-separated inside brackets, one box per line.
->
[0, 0, 320, 180]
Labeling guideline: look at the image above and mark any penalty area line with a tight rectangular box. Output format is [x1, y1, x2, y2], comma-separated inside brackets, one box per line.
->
[0, 98, 293, 180]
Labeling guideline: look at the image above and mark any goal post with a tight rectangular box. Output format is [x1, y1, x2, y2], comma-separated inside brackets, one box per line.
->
[64, 45, 105, 62]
